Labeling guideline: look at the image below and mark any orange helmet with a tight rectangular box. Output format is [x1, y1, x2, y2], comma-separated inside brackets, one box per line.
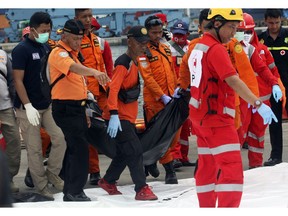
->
[22, 26, 30, 38]
[238, 13, 255, 30]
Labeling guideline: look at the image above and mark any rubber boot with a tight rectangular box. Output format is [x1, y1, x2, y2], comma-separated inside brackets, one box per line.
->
[145, 163, 160, 178]
[162, 161, 178, 184]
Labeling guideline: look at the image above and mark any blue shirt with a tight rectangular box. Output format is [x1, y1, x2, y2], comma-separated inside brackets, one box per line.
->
[12, 38, 51, 109]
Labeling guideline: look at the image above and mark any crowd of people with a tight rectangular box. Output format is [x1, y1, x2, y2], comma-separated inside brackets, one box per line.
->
[0, 8, 287, 208]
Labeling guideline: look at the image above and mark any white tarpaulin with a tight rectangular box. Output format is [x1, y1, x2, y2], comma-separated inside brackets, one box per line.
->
[8, 163, 288, 212]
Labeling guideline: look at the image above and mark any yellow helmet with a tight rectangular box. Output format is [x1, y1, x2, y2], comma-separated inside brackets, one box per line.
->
[207, 8, 243, 21]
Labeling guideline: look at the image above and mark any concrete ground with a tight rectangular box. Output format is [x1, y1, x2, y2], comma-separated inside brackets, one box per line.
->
[13, 121, 288, 194]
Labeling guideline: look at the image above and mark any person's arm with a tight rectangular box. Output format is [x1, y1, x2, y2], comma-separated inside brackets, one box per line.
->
[69, 62, 110, 86]
[225, 75, 259, 105]
[13, 69, 30, 105]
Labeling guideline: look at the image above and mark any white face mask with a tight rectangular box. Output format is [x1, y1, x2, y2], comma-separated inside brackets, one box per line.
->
[234, 31, 244, 42]
[243, 33, 253, 43]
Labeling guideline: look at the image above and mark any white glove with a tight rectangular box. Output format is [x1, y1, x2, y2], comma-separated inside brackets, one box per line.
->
[161, 94, 172, 105]
[87, 92, 96, 102]
[272, 85, 282, 103]
[173, 87, 181, 98]
[257, 103, 278, 125]
[24, 103, 40, 126]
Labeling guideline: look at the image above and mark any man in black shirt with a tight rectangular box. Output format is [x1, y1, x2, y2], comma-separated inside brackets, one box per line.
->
[258, 9, 288, 166]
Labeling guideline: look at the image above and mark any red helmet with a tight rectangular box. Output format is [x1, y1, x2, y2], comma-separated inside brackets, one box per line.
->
[155, 13, 167, 23]
[22, 26, 30, 38]
[238, 13, 255, 30]
[91, 17, 101, 30]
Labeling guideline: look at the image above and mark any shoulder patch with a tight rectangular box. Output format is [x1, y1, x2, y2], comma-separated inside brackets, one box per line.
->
[59, 52, 69, 57]
[234, 44, 243, 54]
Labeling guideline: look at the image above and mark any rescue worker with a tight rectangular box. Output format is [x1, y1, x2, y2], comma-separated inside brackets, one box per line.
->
[91, 17, 114, 79]
[258, 9, 288, 166]
[48, 19, 110, 201]
[176, 8, 277, 207]
[138, 15, 179, 184]
[98, 26, 158, 201]
[12, 11, 66, 200]
[74, 8, 108, 186]
[167, 20, 195, 168]
[155, 13, 172, 42]
[235, 12, 282, 168]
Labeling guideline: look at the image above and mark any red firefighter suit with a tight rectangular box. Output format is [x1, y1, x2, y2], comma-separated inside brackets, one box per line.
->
[241, 31, 281, 168]
[178, 32, 243, 207]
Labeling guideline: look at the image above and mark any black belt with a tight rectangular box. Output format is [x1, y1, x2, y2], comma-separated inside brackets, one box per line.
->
[52, 99, 87, 106]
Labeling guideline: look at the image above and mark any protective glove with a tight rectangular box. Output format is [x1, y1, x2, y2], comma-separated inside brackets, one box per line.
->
[257, 103, 278, 125]
[272, 85, 282, 103]
[87, 92, 96, 102]
[24, 103, 40, 126]
[173, 87, 181, 99]
[161, 94, 172, 105]
[162, 28, 172, 41]
[107, 114, 122, 138]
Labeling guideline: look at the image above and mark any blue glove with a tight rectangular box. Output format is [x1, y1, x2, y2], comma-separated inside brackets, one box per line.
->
[272, 85, 282, 103]
[161, 94, 172, 105]
[257, 103, 278, 125]
[173, 87, 181, 98]
[107, 115, 122, 138]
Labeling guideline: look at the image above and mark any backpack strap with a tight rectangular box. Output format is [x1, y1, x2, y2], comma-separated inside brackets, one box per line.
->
[49, 44, 74, 89]
[0, 69, 7, 81]
[168, 40, 186, 56]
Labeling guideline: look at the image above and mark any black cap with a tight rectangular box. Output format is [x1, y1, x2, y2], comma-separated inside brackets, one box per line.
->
[63, 19, 84, 35]
[127, 26, 149, 43]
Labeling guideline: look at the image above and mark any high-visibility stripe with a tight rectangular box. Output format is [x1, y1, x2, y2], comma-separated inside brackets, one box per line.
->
[198, 144, 240, 155]
[268, 62, 276, 69]
[248, 145, 264, 154]
[268, 47, 288, 51]
[179, 139, 189, 146]
[215, 184, 243, 192]
[189, 97, 200, 108]
[196, 183, 215, 193]
[198, 147, 212, 155]
[223, 107, 235, 118]
[194, 43, 209, 53]
[210, 144, 240, 155]
[247, 131, 265, 143]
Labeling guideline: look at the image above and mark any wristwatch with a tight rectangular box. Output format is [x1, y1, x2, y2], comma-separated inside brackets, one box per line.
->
[254, 99, 262, 109]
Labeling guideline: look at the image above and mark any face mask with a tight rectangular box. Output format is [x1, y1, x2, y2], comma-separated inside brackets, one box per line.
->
[234, 31, 244, 42]
[173, 34, 187, 46]
[34, 31, 49, 44]
[243, 33, 253, 44]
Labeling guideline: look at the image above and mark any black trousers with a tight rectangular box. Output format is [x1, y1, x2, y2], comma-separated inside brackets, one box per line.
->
[104, 120, 146, 192]
[52, 101, 89, 195]
[269, 97, 283, 160]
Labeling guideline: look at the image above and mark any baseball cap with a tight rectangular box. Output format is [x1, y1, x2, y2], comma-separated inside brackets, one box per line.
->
[127, 26, 149, 43]
[63, 19, 84, 35]
[171, 20, 189, 35]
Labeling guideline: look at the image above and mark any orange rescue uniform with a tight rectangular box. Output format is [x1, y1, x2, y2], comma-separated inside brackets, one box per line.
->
[137, 41, 179, 165]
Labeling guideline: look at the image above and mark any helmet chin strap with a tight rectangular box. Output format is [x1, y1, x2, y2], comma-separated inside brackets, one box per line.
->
[214, 21, 226, 44]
